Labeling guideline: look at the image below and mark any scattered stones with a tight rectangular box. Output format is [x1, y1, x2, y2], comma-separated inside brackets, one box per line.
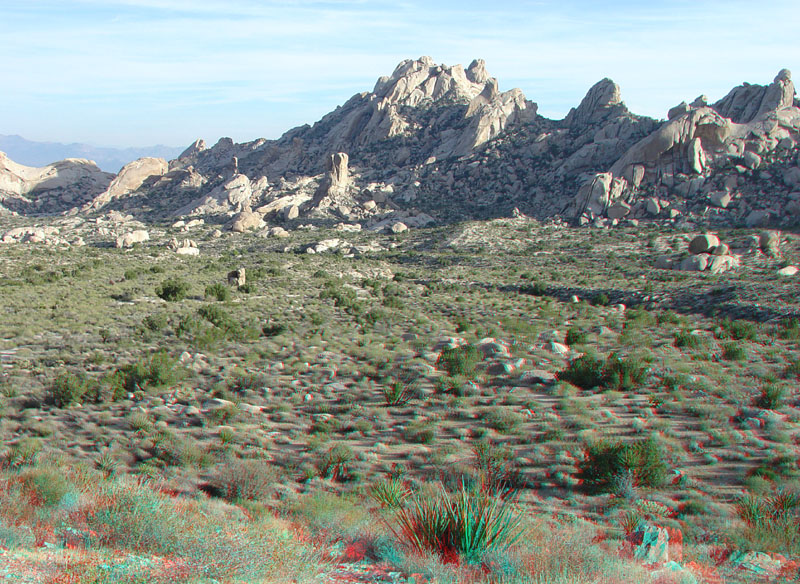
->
[777, 265, 798, 276]
[759, 230, 781, 256]
[228, 268, 246, 287]
[231, 210, 263, 233]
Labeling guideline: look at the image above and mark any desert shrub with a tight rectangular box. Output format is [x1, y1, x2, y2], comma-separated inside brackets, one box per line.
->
[557, 352, 604, 390]
[656, 310, 681, 326]
[155, 277, 190, 302]
[746, 456, 798, 483]
[379, 372, 420, 406]
[261, 322, 287, 337]
[779, 318, 800, 340]
[436, 345, 481, 378]
[673, 329, 705, 349]
[3, 438, 42, 468]
[238, 282, 256, 293]
[722, 342, 747, 361]
[754, 384, 786, 409]
[207, 459, 277, 501]
[118, 350, 182, 392]
[716, 317, 758, 341]
[578, 437, 668, 494]
[564, 326, 587, 346]
[592, 292, 610, 306]
[320, 280, 363, 314]
[391, 483, 524, 564]
[404, 419, 436, 444]
[228, 370, 268, 395]
[735, 489, 800, 554]
[204, 282, 231, 302]
[19, 465, 73, 507]
[484, 408, 523, 434]
[142, 312, 168, 332]
[316, 444, 355, 481]
[50, 371, 91, 407]
[370, 477, 410, 508]
[602, 353, 649, 391]
[472, 441, 523, 497]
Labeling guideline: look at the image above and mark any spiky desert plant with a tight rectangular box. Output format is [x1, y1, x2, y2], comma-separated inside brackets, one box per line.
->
[392, 483, 524, 564]
[370, 477, 410, 509]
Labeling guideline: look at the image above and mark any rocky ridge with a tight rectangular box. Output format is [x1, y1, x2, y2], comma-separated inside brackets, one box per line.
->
[0, 57, 798, 234]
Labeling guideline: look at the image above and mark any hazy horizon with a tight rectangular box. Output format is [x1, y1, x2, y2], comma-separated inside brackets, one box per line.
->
[3, 0, 799, 149]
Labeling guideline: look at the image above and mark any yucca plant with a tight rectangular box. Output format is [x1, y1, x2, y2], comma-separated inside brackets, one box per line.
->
[370, 477, 410, 508]
[391, 483, 524, 564]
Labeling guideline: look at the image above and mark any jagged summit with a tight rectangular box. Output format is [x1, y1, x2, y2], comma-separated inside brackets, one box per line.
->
[1, 60, 798, 233]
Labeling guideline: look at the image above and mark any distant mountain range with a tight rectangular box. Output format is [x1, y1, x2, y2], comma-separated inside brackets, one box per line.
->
[0, 134, 183, 173]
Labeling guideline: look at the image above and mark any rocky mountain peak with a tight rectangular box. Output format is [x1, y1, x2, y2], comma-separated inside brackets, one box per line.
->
[712, 68, 796, 124]
[372, 55, 487, 108]
[566, 78, 625, 127]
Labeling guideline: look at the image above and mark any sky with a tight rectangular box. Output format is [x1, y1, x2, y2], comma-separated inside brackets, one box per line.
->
[2, 0, 799, 149]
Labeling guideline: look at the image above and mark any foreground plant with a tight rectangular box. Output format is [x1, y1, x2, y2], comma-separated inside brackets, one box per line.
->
[391, 483, 524, 564]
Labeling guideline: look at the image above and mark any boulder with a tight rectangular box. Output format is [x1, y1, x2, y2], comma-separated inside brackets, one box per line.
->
[743, 151, 762, 169]
[678, 254, 709, 271]
[778, 266, 798, 276]
[231, 210, 263, 233]
[607, 201, 631, 220]
[759, 230, 781, 256]
[115, 230, 149, 248]
[689, 233, 720, 254]
[709, 191, 732, 209]
[390, 222, 409, 234]
[709, 254, 739, 274]
[228, 268, 246, 287]
[746, 210, 770, 227]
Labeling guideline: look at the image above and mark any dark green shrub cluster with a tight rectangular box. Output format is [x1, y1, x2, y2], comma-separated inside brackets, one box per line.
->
[591, 292, 611, 306]
[564, 326, 587, 346]
[142, 313, 169, 332]
[117, 350, 182, 393]
[674, 329, 705, 349]
[315, 444, 355, 481]
[320, 280, 362, 314]
[716, 317, 758, 341]
[722, 342, 747, 361]
[204, 282, 230, 302]
[558, 352, 648, 391]
[50, 371, 92, 407]
[156, 278, 190, 302]
[519, 281, 548, 296]
[436, 344, 481, 378]
[578, 437, 669, 493]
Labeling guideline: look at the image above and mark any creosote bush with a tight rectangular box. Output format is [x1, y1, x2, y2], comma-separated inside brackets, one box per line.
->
[49, 371, 92, 407]
[155, 277, 190, 302]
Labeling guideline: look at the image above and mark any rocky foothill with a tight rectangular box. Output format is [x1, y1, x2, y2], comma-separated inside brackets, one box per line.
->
[0, 57, 798, 249]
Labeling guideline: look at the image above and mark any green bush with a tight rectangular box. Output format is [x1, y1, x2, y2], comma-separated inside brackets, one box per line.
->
[118, 350, 182, 393]
[204, 282, 231, 302]
[674, 329, 705, 349]
[603, 353, 649, 391]
[142, 313, 168, 332]
[156, 278, 190, 302]
[564, 326, 587, 346]
[735, 489, 800, 554]
[722, 342, 746, 361]
[50, 371, 91, 407]
[484, 408, 523, 434]
[557, 353, 605, 390]
[592, 292, 611, 306]
[754, 385, 786, 410]
[436, 344, 481, 378]
[578, 437, 668, 494]
[370, 477, 410, 509]
[208, 459, 277, 501]
[716, 317, 758, 341]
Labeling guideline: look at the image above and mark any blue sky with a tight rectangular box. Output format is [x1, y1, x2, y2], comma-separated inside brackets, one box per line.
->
[2, 0, 798, 148]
